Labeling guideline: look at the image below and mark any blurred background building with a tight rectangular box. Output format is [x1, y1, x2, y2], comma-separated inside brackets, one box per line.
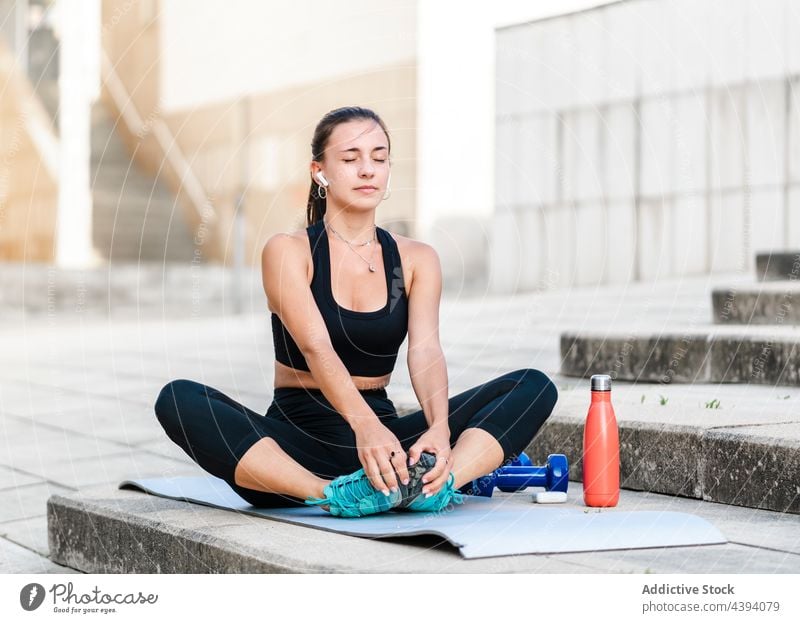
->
[493, 0, 800, 293]
[0, 0, 797, 316]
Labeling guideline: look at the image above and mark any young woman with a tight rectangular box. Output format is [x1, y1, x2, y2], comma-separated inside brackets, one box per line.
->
[154, 106, 559, 518]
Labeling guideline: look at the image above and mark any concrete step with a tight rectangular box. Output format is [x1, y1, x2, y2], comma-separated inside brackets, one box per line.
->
[560, 325, 800, 386]
[712, 281, 800, 325]
[91, 207, 195, 263]
[89, 101, 197, 263]
[45, 467, 800, 573]
[91, 200, 191, 243]
[90, 139, 136, 166]
[401, 376, 800, 516]
[91, 165, 173, 196]
[756, 251, 800, 281]
[528, 379, 799, 515]
[92, 241, 195, 264]
[392, 370, 799, 519]
[91, 224, 197, 264]
[91, 194, 181, 222]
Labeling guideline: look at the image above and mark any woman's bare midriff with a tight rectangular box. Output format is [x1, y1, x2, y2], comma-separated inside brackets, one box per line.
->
[273, 360, 391, 391]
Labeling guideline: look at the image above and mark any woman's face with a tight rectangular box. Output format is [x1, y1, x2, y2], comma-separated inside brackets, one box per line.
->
[315, 119, 390, 209]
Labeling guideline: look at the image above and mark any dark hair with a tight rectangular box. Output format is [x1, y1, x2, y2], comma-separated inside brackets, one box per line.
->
[306, 106, 392, 227]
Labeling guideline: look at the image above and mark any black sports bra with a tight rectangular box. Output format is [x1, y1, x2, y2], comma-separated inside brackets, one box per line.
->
[270, 219, 409, 377]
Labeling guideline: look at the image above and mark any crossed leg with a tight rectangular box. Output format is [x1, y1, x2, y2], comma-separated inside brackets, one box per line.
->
[153, 368, 558, 508]
[383, 368, 559, 491]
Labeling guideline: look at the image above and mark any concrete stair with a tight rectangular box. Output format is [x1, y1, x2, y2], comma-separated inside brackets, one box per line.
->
[712, 251, 800, 325]
[712, 280, 800, 325]
[530, 376, 799, 515]
[11, 5, 199, 264]
[560, 326, 800, 385]
[756, 251, 800, 282]
[556, 254, 800, 519]
[90, 103, 199, 263]
[562, 252, 800, 386]
[46, 478, 800, 573]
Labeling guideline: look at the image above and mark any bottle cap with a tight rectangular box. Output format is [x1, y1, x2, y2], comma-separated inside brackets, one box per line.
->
[590, 374, 611, 391]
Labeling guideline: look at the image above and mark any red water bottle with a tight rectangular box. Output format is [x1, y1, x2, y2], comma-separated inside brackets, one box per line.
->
[583, 374, 619, 507]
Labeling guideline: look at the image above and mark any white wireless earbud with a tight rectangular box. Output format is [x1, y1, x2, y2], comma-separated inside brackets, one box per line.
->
[382, 171, 392, 199]
[315, 171, 329, 187]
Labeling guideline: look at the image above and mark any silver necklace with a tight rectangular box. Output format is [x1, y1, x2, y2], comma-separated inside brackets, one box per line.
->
[324, 220, 379, 272]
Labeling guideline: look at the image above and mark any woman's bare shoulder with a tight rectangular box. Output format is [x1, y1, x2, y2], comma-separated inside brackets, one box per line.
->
[385, 231, 440, 295]
[261, 228, 313, 279]
[263, 227, 311, 250]
[385, 230, 412, 249]
[266, 227, 309, 242]
[390, 232, 437, 262]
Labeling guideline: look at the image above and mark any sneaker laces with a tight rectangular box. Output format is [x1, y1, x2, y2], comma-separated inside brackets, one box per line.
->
[439, 472, 465, 505]
[395, 471, 466, 512]
[447, 473, 465, 503]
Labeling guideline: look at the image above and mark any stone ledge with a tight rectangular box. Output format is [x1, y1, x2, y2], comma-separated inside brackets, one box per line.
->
[526, 415, 799, 515]
[402, 386, 799, 515]
[756, 252, 800, 282]
[560, 330, 800, 386]
[45, 414, 799, 574]
[46, 485, 598, 574]
[45, 476, 800, 574]
[712, 284, 800, 325]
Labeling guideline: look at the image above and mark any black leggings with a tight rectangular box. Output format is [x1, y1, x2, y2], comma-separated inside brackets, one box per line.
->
[153, 367, 558, 508]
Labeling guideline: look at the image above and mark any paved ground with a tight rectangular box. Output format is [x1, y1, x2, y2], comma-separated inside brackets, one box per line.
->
[1, 269, 798, 572]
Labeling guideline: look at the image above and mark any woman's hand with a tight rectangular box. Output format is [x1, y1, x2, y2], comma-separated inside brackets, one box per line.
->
[407, 423, 453, 497]
[353, 419, 410, 496]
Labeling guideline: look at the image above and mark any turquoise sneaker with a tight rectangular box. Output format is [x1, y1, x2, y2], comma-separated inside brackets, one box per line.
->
[395, 471, 465, 513]
[304, 467, 401, 517]
[304, 452, 438, 518]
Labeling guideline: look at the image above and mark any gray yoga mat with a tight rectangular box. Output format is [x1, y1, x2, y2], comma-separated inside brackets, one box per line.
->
[119, 476, 727, 559]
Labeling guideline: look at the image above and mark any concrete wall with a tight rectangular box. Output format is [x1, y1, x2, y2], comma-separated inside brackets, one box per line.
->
[492, 0, 800, 293]
[417, 0, 611, 293]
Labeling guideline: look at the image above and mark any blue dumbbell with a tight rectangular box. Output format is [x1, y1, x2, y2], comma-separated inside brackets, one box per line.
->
[457, 452, 569, 497]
